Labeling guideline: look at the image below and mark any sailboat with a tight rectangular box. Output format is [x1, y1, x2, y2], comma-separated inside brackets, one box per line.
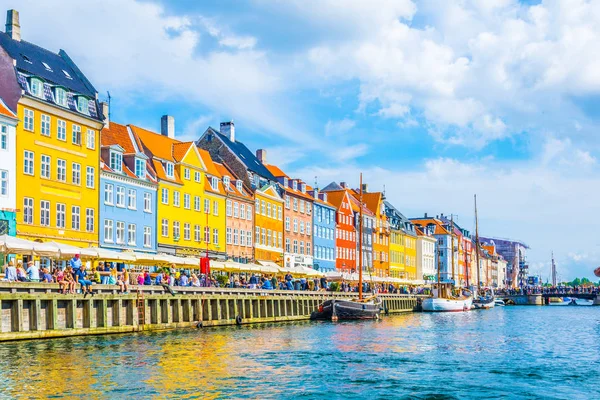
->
[472, 194, 495, 310]
[311, 174, 382, 321]
[422, 214, 473, 312]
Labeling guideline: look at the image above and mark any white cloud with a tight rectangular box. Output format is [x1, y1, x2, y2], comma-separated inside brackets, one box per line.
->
[180, 114, 214, 142]
[324, 119, 355, 136]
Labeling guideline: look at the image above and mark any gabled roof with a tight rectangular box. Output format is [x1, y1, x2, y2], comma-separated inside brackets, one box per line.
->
[173, 142, 194, 162]
[264, 163, 314, 201]
[321, 181, 344, 191]
[131, 125, 177, 162]
[0, 32, 97, 97]
[101, 122, 136, 153]
[384, 200, 416, 235]
[349, 193, 375, 216]
[214, 162, 253, 200]
[0, 97, 17, 120]
[362, 192, 382, 215]
[322, 189, 353, 213]
[198, 148, 219, 177]
[257, 183, 283, 200]
[265, 164, 288, 179]
[202, 127, 276, 181]
[410, 217, 451, 235]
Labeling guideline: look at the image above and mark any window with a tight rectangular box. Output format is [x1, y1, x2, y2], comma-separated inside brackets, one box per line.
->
[213, 228, 219, 245]
[278, 206, 282, 220]
[194, 225, 201, 242]
[30, 78, 43, 97]
[194, 171, 200, 182]
[233, 202, 239, 218]
[236, 180, 243, 191]
[285, 217, 290, 231]
[307, 203, 311, 215]
[71, 206, 80, 230]
[204, 227, 210, 244]
[286, 238, 290, 252]
[183, 194, 190, 209]
[272, 231, 277, 248]
[24, 109, 34, 131]
[41, 114, 51, 136]
[267, 229, 271, 246]
[173, 221, 180, 240]
[194, 196, 200, 211]
[77, 96, 89, 114]
[300, 241, 304, 255]
[267, 203, 271, 217]
[71, 163, 81, 185]
[211, 177, 218, 190]
[40, 155, 51, 178]
[223, 176, 230, 188]
[204, 199, 210, 214]
[128, 224, 136, 245]
[143, 227, 151, 247]
[293, 240, 298, 254]
[173, 191, 180, 207]
[116, 221, 125, 243]
[285, 196, 290, 209]
[0, 169, 6, 196]
[86, 208, 94, 232]
[56, 159, 66, 181]
[293, 219, 298, 233]
[306, 222, 311, 236]
[56, 203, 65, 228]
[104, 183, 113, 204]
[144, 193, 152, 212]
[261, 200, 266, 215]
[247, 231, 252, 247]
[247, 205, 252, 220]
[226, 227, 232, 244]
[55, 87, 67, 107]
[306, 242, 311, 256]
[240, 229, 245, 246]
[255, 199, 259, 213]
[86, 166, 95, 188]
[0, 125, 7, 150]
[104, 220, 114, 242]
[300, 221, 305, 234]
[23, 198, 34, 224]
[135, 158, 145, 179]
[278, 232, 282, 248]
[233, 229, 239, 245]
[184, 223, 190, 240]
[110, 151, 122, 172]
[116, 186, 125, 207]
[161, 188, 169, 204]
[72, 124, 81, 145]
[127, 189, 136, 209]
[240, 204, 245, 218]
[255, 226, 260, 244]
[86, 129, 95, 149]
[40, 200, 50, 226]
[165, 162, 174, 178]
[161, 219, 168, 237]
[184, 168, 190, 180]
[300, 200, 304, 213]
[261, 228, 266, 245]
[213, 200, 218, 216]
[293, 198, 298, 211]
[226, 200, 232, 216]
[57, 119, 66, 141]
[24, 151, 34, 175]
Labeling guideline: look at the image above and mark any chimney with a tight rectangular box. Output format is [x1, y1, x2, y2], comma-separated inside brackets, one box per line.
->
[256, 149, 267, 163]
[100, 101, 109, 129]
[161, 115, 175, 139]
[220, 121, 235, 142]
[340, 182, 347, 189]
[5, 10, 20, 41]
[424, 212, 428, 218]
[361, 183, 368, 193]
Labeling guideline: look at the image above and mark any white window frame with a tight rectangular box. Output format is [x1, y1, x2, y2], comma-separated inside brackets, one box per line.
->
[41, 114, 51, 136]
[86, 166, 95, 188]
[86, 208, 94, 232]
[40, 155, 51, 179]
[116, 186, 125, 207]
[24, 109, 34, 131]
[116, 221, 125, 244]
[104, 219, 114, 242]
[24, 150, 34, 175]
[161, 219, 169, 237]
[72, 124, 81, 145]
[71, 162, 81, 185]
[128, 224, 136, 245]
[104, 183, 114, 205]
[144, 193, 152, 213]
[57, 119, 66, 141]
[56, 203, 65, 228]
[71, 206, 80, 230]
[56, 159, 66, 182]
[0, 170, 7, 196]
[143, 226, 152, 248]
[40, 200, 50, 227]
[86, 129, 95, 149]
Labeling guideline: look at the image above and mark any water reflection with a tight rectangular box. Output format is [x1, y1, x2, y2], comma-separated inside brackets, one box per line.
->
[1, 307, 599, 399]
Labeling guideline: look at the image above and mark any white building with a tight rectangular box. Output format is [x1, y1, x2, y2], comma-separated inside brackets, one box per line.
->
[0, 97, 18, 236]
[416, 227, 437, 283]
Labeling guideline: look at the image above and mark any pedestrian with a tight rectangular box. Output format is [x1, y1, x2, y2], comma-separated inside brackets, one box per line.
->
[137, 272, 144, 286]
[75, 264, 94, 297]
[3, 260, 17, 282]
[69, 254, 82, 273]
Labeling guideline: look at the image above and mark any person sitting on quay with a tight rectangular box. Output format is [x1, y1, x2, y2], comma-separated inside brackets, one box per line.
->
[190, 273, 201, 287]
[54, 268, 70, 294]
[179, 272, 189, 287]
[25, 261, 40, 282]
[143, 270, 152, 286]
[41, 268, 53, 283]
[116, 269, 129, 294]
[69, 254, 82, 274]
[90, 266, 101, 284]
[3, 260, 17, 282]
[75, 264, 94, 298]
[96, 262, 107, 284]
[107, 268, 118, 286]
[15, 261, 27, 282]
[248, 273, 258, 289]
[261, 276, 273, 290]
[307, 278, 315, 291]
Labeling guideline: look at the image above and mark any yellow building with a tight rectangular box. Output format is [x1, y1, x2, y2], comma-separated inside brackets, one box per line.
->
[404, 233, 417, 280]
[130, 119, 227, 258]
[0, 12, 104, 247]
[389, 229, 405, 279]
[254, 184, 284, 265]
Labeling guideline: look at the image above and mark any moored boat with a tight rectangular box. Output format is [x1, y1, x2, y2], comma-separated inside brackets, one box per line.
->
[422, 294, 473, 312]
[310, 297, 382, 320]
[494, 299, 505, 306]
[472, 295, 495, 309]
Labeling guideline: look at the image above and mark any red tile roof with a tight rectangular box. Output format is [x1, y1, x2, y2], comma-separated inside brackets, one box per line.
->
[101, 122, 136, 153]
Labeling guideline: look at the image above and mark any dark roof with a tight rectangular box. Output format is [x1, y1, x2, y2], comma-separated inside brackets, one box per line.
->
[384, 200, 416, 235]
[321, 181, 344, 192]
[204, 126, 276, 181]
[0, 32, 96, 97]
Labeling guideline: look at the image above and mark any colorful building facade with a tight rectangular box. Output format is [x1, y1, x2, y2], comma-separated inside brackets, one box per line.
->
[0, 98, 18, 236]
[253, 183, 284, 265]
[322, 185, 356, 273]
[99, 121, 158, 253]
[0, 14, 104, 247]
[310, 190, 336, 272]
[362, 188, 390, 277]
[416, 226, 437, 283]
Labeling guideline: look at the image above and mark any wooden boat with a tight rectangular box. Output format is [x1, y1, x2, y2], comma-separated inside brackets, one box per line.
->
[312, 173, 380, 321]
[471, 195, 495, 310]
[472, 294, 495, 309]
[422, 293, 473, 312]
[310, 296, 382, 320]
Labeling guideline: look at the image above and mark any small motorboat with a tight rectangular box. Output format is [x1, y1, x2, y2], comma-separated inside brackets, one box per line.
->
[494, 299, 505, 307]
[473, 290, 496, 310]
[310, 297, 382, 321]
[422, 287, 473, 312]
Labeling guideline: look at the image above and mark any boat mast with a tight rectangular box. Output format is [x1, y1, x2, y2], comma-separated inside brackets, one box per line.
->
[551, 251, 557, 287]
[437, 238, 442, 298]
[474, 194, 481, 292]
[358, 173, 363, 301]
[451, 215, 455, 287]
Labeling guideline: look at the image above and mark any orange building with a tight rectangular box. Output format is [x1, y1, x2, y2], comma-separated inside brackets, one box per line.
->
[253, 183, 284, 265]
[361, 188, 390, 277]
[321, 189, 356, 272]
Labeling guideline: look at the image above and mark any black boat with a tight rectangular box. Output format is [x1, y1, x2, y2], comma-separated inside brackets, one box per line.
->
[310, 297, 382, 321]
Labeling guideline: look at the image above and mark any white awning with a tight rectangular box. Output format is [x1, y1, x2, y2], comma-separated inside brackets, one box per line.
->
[45, 241, 98, 259]
[86, 247, 137, 262]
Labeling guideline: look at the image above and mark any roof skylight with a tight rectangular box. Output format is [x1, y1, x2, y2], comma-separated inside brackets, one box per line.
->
[62, 70, 72, 79]
[42, 62, 52, 71]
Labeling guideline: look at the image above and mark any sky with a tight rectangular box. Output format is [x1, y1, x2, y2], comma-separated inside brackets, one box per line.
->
[5, 0, 600, 281]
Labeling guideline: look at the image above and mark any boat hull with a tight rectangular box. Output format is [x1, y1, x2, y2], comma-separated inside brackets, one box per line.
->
[310, 299, 381, 321]
[473, 296, 496, 309]
[422, 297, 473, 312]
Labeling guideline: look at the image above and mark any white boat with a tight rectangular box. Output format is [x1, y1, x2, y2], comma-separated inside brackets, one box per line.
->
[422, 295, 473, 312]
[494, 299, 505, 306]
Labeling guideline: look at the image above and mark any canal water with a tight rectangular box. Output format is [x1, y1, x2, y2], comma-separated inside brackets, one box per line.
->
[1, 306, 599, 399]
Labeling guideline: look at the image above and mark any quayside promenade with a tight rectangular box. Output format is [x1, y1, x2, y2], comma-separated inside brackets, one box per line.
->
[0, 283, 419, 342]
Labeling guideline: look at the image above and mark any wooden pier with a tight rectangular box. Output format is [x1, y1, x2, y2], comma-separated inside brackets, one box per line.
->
[0, 283, 420, 342]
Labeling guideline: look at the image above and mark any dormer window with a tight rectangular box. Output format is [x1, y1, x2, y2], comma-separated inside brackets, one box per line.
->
[223, 176, 230, 188]
[284, 177, 289, 187]
[165, 162, 174, 178]
[110, 150, 123, 173]
[293, 180, 298, 190]
[301, 183, 306, 193]
[323, 193, 328, 202]
[76, 96, 89, 114]
[54, 87, 67, 107]
[135, 158, 145, 179]
[211, 177, 218, 190]
[29, 78, 43, 98]
[236, 180, 243, 192]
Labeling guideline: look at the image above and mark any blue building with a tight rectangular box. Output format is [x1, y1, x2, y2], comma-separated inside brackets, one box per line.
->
[99, 121, 158, 253]
[310, 190, 336, 272]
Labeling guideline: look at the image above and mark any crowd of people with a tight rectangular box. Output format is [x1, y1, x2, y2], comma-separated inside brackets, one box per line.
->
[496, 286, 599, 296]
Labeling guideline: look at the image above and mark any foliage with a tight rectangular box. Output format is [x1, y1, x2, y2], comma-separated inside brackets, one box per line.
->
[329, 282, 340, 292]
[216, 274, 229, 287]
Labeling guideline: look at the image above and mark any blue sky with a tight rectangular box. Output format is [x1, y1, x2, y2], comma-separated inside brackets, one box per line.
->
[8, 0, 600, 280]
